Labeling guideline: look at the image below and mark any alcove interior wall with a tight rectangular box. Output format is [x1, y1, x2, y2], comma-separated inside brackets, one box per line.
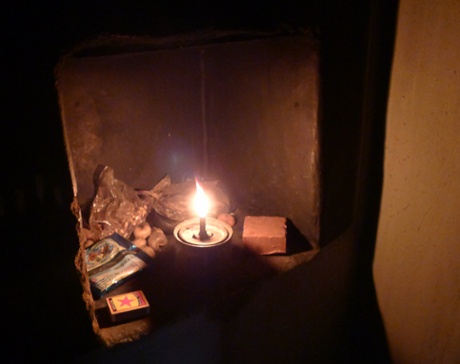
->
[57, 32, 320, 245]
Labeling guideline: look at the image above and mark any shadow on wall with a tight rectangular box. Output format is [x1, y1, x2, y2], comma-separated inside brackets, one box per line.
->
[69, 231, 358, 364]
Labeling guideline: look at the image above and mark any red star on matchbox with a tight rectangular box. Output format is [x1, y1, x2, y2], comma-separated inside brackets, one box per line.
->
[106, 290, 150, 323]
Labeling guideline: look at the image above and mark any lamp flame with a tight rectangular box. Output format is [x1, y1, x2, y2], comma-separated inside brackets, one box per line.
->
[194, 181, 209, 218]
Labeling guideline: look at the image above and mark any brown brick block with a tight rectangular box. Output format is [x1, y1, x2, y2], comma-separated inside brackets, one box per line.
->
[242, 216, 287, 255]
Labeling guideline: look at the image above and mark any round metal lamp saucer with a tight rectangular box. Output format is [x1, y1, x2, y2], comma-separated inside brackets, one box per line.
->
[173, 217, 233, 247]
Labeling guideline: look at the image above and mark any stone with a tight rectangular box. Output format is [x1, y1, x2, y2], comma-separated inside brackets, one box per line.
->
[242, 216, 287, 255]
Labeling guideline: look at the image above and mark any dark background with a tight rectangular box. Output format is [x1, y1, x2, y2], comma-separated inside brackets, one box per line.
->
[2, 1, 395, 362]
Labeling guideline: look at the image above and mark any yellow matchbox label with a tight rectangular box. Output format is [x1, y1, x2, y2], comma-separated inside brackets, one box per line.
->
[106, 290, 149, 315]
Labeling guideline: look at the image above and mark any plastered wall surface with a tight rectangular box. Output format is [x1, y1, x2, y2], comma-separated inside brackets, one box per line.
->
[374, 0, 460, 362]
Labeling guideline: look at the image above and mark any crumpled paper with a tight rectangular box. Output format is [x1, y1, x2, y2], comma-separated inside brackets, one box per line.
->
[87, 167, 232, 240]
[88, 166, 150, 240]
[152, 177, 231, 222]
[137, 175, 232, 233]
